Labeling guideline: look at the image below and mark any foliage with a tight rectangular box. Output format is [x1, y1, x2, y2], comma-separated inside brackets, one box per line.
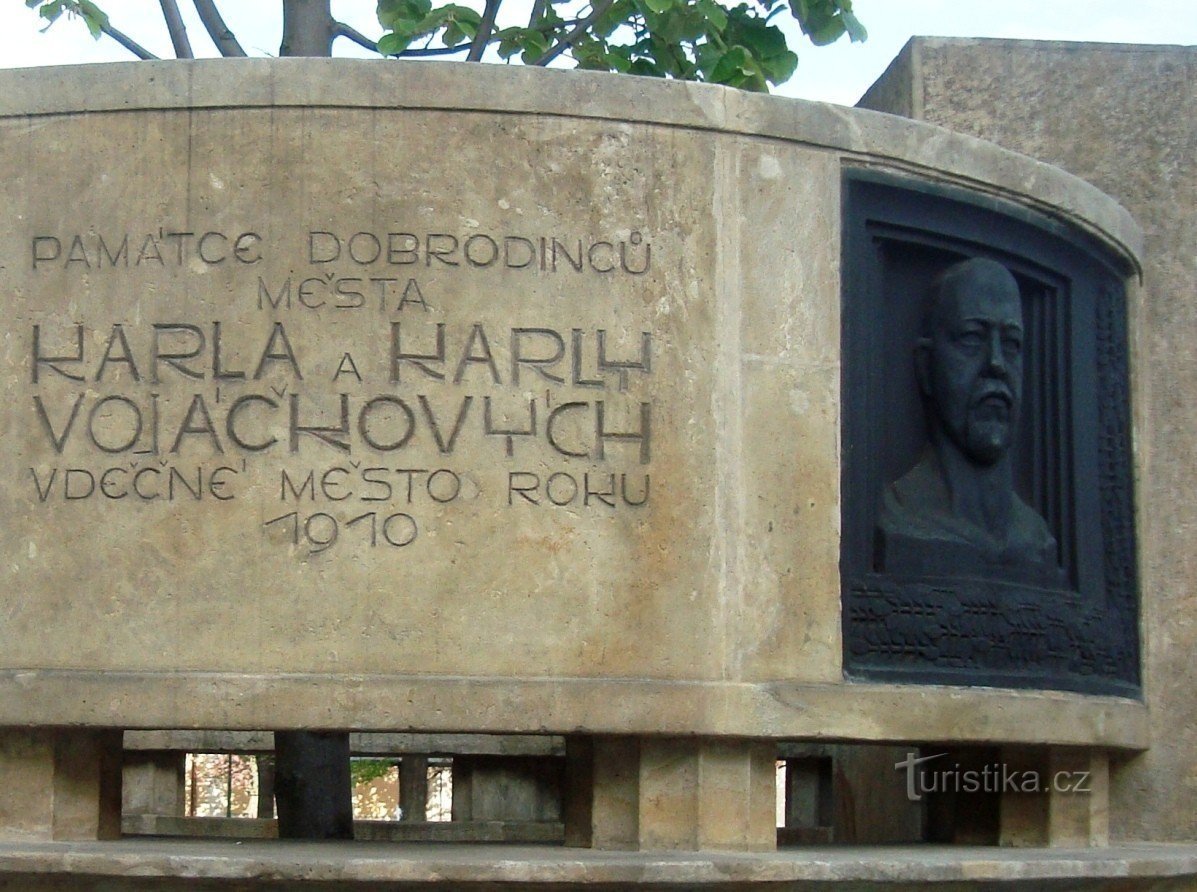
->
[23, 0, 864, 92]
[350, 757, 396, 786]
[350, 759, 400, 820]
[378, 0, 864, 90]
[25, 0, 107, 36]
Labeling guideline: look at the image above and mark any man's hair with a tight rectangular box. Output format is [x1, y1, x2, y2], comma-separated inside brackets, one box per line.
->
[922, 257, 1021, 338]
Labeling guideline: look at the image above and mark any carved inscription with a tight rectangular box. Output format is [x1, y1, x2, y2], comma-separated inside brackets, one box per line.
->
[25, 227, 658, 557]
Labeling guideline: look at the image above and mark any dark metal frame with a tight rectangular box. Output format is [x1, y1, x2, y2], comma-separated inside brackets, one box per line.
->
[840, 169, 1140, 696]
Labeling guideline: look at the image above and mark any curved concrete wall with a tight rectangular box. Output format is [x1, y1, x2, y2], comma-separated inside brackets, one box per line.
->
[0, 60, 1143, 745]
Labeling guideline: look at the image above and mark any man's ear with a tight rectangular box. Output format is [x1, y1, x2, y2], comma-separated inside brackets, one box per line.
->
[914, 338, 933, 397]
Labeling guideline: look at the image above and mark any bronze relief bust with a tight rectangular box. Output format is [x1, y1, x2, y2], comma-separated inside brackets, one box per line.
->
[875, 258, 1062, 585]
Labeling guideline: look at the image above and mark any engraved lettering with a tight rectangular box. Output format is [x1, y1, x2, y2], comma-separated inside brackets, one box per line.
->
[32, 324, 85, 383]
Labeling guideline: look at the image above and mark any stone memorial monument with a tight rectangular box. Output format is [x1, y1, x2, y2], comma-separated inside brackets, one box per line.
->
[0, 49, 1189, 887]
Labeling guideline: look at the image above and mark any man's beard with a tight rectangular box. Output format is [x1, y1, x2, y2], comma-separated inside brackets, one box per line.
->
[962, 386, 1014, 465]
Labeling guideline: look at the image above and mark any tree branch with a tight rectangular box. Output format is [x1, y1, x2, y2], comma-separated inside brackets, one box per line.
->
[527, 0, 547, 29]
[466, 0, 502, 62]
[332, 21, 378, 53]
[192, 0, 245, 56]
[100, 20, 160, 60]
[403, 45, 473, 56]
[280, 0, 334, 57]
[531, 0, 613, 66]
[158, 0, 194, 58]
[333, 17, 471, 57]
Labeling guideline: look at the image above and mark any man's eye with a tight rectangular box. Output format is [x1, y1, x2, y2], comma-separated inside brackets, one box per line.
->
[955, 332, 984, 349]
[1003, 338, 1022, 356]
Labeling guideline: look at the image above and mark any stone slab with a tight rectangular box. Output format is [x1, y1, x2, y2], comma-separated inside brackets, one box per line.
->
[123, 731, 565, 756]
[0, 840, 1195, 889]
[120, 816, 565, 844]
[0, 672, 1150, 748]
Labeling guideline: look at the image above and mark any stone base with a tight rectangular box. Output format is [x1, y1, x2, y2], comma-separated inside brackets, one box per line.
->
[0, 841, 1196, 890]
[565, 737, 777, 851]
[0, 730, 121, 842]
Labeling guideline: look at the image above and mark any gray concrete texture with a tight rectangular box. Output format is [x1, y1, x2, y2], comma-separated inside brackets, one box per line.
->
[0, 839, 1196, 889]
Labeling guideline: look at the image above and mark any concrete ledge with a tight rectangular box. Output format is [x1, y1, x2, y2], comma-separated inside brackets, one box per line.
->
[123, 731, 565, 756]
[0, 672, 1150, 749]
[121, 816, 565, 844]
[0, 841, 1195, 889]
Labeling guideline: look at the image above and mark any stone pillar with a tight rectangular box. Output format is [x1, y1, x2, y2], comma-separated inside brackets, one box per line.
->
[0, 729, 122, 841]
[565, 736, 775, 851]
[400, 755, 429, 822]
[829, 745, 924, 845]
[783, 753, 833, 843]
[450, 755, 562, 823]
[564, 736, 639, 849]
[999, 747, 1110, 847]
[122, 750, 185, 817]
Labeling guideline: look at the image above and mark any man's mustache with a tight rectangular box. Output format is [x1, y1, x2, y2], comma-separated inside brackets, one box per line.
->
[973, 380, 1014, 409]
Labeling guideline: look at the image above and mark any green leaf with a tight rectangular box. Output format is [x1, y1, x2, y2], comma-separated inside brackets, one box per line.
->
[75, 0, 108, 37]
[605, 50, 633, 73]
[642, 0, 673, 14]
[39, 0, 64, 23]
[758, 47, 796, 82]
[593, 0, 634, 37]
[727, 8, 784, 52]
[376, 31, 411, 55]
[709, 44, 751, 81]
[628, 58, 666, 77]
[710, 43, 769, 90]
[786, 0, 862, 45]
[383, 0, 433, 28]
[645, 32, 682, 76]
[519, 30, 550, 63]
[350, 758, 394, 787]
[377, 0, 419, 28]
[841, 8, 866, 41]
[441, 5, 481, 30]
[498, 27, 549, 60]
[696, 0, 728, 31]
[694, 40, 721, 77]
[571, 38, 609, 69]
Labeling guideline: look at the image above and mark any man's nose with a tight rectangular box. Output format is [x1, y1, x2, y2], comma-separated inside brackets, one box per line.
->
[985, 328, 1008, 375]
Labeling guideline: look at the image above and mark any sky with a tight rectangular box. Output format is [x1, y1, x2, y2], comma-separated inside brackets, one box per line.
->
[0, 0, 1193, 105]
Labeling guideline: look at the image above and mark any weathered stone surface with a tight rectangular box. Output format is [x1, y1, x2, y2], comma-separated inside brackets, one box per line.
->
[0, 839, 1196, 889]
[859, 36, 1196, 844]
[119, 816, 565, 844]
[564, 736, 640, 849]
[0, 672, 1151, 748]
[0, 730, 121, 842]
[451, 755, 562, 823]
[997, 747, 1109, 849]
[122, 752, 185, 818]
[0, 61, 1143, 751]
[123, 731, 564, 756]
[638, 738, 776, 852]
